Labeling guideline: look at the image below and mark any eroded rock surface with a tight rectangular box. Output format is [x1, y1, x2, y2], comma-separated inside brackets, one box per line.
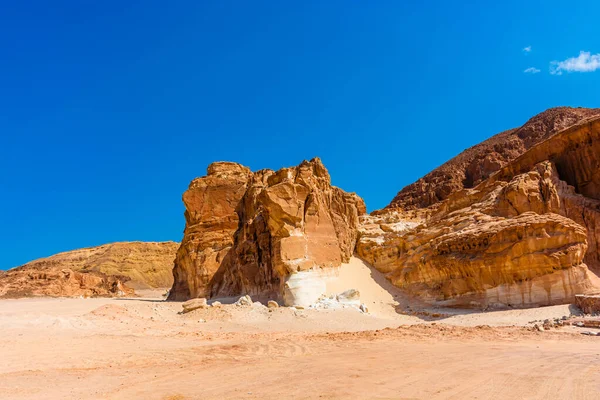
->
[387, 107, 600, 210]
[0, 242, 178, 298]
[359, 110, 600, 308]
[0, 266, 134, 298]
[169, 158, 366, 305]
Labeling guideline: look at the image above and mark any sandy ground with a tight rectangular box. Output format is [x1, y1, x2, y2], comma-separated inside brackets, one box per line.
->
[1, 258, 599, 399]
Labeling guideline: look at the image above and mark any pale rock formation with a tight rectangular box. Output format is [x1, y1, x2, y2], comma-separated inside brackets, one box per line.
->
[169, 158, 366, 306]
[235, 295, 253, 306]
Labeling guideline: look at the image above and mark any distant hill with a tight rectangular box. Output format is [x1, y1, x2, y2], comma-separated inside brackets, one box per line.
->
[0, 241, 178, 298]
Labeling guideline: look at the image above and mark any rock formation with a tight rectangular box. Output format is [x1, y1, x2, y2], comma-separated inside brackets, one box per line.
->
[0, 266, 133, 298]
[0, 241, 178, 298]
[168, 158, 366, 306]
[387, 107, 600, 210]
[358, 108, 600, 308]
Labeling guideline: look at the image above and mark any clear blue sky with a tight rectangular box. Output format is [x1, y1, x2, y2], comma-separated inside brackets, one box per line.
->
[2, 1, 599, 269]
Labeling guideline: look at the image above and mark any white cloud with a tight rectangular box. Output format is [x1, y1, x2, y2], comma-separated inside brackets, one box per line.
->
[524, 67, 540, 74]
[523, 46, 532, 53]
[550, 51, 600, 75]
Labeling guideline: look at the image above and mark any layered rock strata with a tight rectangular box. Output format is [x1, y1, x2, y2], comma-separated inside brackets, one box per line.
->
[0, 242, 178, 298]
[168, 158, 366, 306]
[358, 111, 600, 308]
[387, 107, 600, 210]
[5, 242, 179, 290]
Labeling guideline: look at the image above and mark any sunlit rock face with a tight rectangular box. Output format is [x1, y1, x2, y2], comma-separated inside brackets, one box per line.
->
[358, 111, 600, 308]
[168, 158, 366, 305]
[0, 241, 178, 298]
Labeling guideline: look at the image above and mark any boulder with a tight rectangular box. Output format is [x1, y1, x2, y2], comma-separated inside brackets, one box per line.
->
[337, 289, 360, 303]
[181, 298, 208, 313]
[235, 295, 253, 306]
[575, 295, 600, 314]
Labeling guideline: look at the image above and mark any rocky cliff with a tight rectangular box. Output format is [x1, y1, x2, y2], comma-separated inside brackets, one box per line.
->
[358, 109, 600, 308]
[387, 107, 600, 210]
[0, 241, 178, 298]
[168, 158, 366, 306]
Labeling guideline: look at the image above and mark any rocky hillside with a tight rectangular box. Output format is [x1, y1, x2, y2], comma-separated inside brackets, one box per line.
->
[0, 265, 134, 298]
[358, 110, 600, 308]
[168, 158, 366, 306]
[387, 107, 600, 211]
[1, 241, 178, 298]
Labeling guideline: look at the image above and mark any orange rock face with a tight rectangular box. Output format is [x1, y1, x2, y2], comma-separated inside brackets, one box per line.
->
[387, 107, 600, 210]
[0, 266, 133, 298]
[168, 158, 366, 304]
[359, 109, 600, 308]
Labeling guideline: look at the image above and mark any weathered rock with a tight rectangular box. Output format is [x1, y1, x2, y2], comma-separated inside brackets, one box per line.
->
[337, 289, 361, 303]
[267, 300, 279, 309]
[235, 295, 253, 306]
[168, 158, 366, 306]
[575, 295, 600, 314]
[0, 266, 133, 298]
[387, 107, 600, 211]
[181, 298, 208, 313]
[2, 242, 178, 295]
[211, 301, 222, 307]
[358, 109, 600, 308]
[169, 163, 252, 301]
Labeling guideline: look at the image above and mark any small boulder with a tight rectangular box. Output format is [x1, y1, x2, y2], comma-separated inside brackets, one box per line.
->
[359, 304, 368, 313]
[182, 298, 208, 313]
[337, 289, 361, 305]
[211, 301, 222, 307]
[235, 295, 253, 306]
[267, 300, 279, 309]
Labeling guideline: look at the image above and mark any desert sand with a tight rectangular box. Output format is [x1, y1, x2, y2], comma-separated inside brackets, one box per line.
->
[1, 258, 599, 400]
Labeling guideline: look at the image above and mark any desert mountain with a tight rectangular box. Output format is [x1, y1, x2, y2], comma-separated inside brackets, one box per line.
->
[359, 107, 600, 308]
[0, 241, 178, 298]
[387, 107, 600, 211]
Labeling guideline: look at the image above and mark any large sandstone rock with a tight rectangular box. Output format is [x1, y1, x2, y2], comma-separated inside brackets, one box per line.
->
[358, 111, 600, 308]
[168, 158, 366, 306]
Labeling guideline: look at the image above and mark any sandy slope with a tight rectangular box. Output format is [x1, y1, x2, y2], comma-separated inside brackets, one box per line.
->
[1, 258, 599, 399]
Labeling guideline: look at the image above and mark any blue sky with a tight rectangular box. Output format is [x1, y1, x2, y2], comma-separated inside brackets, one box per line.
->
[1, 1, 600, 269]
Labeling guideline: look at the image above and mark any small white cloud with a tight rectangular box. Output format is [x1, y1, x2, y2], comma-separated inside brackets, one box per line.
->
[524, 67, 540, 74]
[550, 51, 600, 75]
[523, 46, 532, 53]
